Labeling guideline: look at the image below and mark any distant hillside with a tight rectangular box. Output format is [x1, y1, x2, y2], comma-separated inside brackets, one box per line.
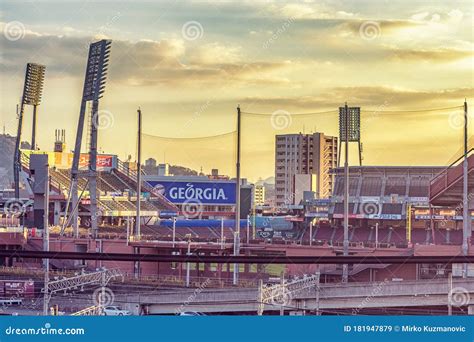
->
[169, 165, 198, 176]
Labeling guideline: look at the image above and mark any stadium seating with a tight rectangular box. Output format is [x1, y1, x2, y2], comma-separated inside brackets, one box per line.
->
[409, 177, 430, 197]
[360, 177, 382, 196]
[384, 177, 406, 196]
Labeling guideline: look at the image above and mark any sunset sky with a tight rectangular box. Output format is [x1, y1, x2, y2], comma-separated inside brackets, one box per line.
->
[1, 0, 473, 181]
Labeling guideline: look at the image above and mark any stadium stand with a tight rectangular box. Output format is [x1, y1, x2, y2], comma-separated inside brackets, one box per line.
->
[360, 177, 382, 196]
[385, 177, 406, 196]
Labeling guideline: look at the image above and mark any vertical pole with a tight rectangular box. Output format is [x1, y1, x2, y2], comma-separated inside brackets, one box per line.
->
[343, 103, 349, 283]
[358, 140, 362, 166]
[136, 108, 142, 239]
[315, 269, 321, 316]
[252, 206, 256, 239]
[89, 100, 99, 238]
[246, 215, 250, 244]
[463, 100, 469, 278]
[43, 160, 50, 315]
[429, 202, 433, 242]
[172, 216, 176, 247]
[408, 202, 413, 243]
[126, 216, 130, 245]
[448, 272, 453, 315]
[14, 102, 25, 199]
[71, 99, 88, 236]
[233, 231, 240, 285]
[375, 222, 379, 249]
[234, 105, 241, 285]
[186, 240, 191, 287]
[279, 272, 285, 316]
[31, 104, 38, 150]
[220, 218, 224, 249]
[309, 221, 313, 246]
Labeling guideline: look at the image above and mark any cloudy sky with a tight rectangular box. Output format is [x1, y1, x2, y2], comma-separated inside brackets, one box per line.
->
[0, 0, 472, 180]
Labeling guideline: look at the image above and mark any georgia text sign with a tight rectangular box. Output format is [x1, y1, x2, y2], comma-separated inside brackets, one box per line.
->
[146, 181, 236, 205]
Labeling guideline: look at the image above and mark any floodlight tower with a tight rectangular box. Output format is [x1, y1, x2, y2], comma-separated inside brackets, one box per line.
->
[13, 63, 46, 199]
[338, 105, 361, 284]
[69, 40, 111, 238]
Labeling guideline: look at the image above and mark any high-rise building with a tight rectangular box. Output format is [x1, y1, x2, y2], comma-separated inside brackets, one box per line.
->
[275, 132, 338, 207]
[253, 184, 265, 206]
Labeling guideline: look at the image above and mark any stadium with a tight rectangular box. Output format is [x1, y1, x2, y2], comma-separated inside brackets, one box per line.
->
[0, 39, 472, 317]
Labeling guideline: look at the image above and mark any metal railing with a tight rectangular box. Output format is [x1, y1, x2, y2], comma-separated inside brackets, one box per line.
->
[71, 305, 103, 316]
[431, 148, 474, 184]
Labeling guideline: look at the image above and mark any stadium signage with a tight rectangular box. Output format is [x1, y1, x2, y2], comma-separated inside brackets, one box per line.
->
[146, 180, 236, 205]
[169, 185, 226, 201]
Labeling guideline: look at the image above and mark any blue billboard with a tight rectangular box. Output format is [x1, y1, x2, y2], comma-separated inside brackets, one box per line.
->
[146, 180, 236, 205]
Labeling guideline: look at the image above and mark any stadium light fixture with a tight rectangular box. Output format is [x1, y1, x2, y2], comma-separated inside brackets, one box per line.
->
[66, 39, 112, 238]
[13, 63, 46, 199]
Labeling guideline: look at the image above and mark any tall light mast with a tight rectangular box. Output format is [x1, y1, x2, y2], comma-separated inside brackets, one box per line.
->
[13, 63, 45, 198]
[68, 40, 111, 238]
